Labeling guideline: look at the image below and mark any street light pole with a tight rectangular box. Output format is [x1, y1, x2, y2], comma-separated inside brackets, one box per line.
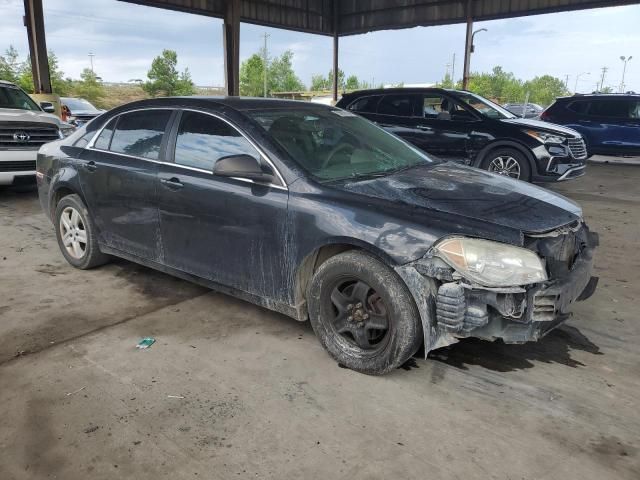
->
[574, 72, 590, 93]
[620, 56, 633, 93]
[462, 26, 487, 90]
[88, 52, 95, 73]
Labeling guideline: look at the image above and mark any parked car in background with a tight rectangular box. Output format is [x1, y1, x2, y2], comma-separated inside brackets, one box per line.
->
[37, 97, 598, 375]
[61, 97, 104, 127]
[0, 80, 74, 187]
[503, 102, 544, 119]
[337, 88, 587, 182]
[541, 94, 640, 156]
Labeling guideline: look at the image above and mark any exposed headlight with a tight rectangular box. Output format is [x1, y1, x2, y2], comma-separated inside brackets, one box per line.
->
[433, 237, 547, 287]
[524, 129, 566, 144]
[59, 126, 75, 138]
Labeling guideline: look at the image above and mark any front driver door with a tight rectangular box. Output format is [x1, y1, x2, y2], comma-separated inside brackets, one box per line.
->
[157, 110, 290, 302]
[78, 109, 173, 260]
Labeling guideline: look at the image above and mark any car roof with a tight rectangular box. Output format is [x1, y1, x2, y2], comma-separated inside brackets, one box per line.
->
[342, 87, 459, 97]
[557, 93, 640, 101]
[109, 96, 334, 114]
[0, 80, 18, 87]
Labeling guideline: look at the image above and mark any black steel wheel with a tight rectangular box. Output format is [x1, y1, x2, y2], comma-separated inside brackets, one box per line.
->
[307, 250, 422, 375]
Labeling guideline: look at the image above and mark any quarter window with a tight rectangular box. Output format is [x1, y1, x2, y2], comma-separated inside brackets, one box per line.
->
[174, 111, 259, 171]
[93, 117, 117, 150]
[109, 110, 171, 159]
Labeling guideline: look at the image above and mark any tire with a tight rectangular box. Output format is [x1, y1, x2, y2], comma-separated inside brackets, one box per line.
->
[481, 147, 531, 182]
[307, 251, 422, 375]
[54, 194, 109, 269]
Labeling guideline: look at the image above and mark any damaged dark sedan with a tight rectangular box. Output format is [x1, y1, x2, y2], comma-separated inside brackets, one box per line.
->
[36, 97, 599, 375]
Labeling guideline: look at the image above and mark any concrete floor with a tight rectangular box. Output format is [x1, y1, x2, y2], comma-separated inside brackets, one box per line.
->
[0, 163, 638, 479]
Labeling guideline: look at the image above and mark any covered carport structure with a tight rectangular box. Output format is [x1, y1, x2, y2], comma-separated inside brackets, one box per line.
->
[23, 0, 640, 98]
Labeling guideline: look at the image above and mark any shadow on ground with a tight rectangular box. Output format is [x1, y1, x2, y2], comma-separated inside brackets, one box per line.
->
[427, 325, 601, 372]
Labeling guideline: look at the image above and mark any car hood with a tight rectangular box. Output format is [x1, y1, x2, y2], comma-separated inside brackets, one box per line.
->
[338, 163, 583, 235]
[500, 117, 581, 137]
[0, 108, 62, 126]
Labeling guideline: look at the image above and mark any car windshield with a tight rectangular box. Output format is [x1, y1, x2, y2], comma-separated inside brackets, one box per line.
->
[62, 97, 98, 111]
[456, 92, 516, 119]
[248, 108, 435, 182]
[0, 85, 41, 111]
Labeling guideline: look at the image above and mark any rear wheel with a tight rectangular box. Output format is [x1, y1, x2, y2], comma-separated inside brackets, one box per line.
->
[481, 147, 531, 181]
[54, 194, 109, 269]
[307, 251, 422, 375]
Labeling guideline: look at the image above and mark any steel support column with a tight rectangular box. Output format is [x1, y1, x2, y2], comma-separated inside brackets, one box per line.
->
[332, 0, 339, 102]
[462, 6, 473, 90]
[23, 0, 51, 93]
[223, 0, 240, 96]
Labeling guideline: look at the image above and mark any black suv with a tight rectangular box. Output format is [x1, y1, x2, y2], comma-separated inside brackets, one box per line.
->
[541, 94, 640, 157]
[337, 88, 588, 182]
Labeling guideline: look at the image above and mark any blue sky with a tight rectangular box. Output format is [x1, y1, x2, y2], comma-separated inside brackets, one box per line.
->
[1, 0, 638, 93]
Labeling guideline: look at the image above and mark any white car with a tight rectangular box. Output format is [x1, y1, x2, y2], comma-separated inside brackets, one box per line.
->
[0, 80, 75, 186]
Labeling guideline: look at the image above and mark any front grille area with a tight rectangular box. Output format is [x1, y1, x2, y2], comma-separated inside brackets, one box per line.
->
[0, 160, 36, 172]
[567, 138, 588, 159]
[0, 122, 59, 149]
[531, 293, 558, 322]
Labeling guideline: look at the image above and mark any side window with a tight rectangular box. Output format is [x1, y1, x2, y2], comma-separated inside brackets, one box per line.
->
[588, 100, 631, 118]
[377, 95, 416, 117]
[347, 96, 380, 113]
[93, 117, 117, 150]
[110, 110, 172, 159]
[174, 111, 260, 171]
[422, 94, 448, 118]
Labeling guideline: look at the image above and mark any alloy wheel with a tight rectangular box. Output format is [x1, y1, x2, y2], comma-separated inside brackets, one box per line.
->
[488, 155, 521, 179]
[59, 206, 88, 259]
[329, 278, 390, 350]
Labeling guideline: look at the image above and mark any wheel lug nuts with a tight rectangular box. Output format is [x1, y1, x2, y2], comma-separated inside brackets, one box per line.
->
[363, 313, 369, 320]
[357, 322, 364, 328]
[356, 302, 362, 308]
[347, 316, 353, 322]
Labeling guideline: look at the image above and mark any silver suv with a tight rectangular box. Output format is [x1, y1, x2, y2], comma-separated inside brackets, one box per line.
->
[0, 80, 74, 186]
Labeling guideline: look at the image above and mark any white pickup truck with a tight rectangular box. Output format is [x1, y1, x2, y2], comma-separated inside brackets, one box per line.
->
[0, 80, 75, 186]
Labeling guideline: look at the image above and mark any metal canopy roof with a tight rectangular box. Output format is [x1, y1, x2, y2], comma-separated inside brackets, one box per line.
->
[120, 0, 640, 36]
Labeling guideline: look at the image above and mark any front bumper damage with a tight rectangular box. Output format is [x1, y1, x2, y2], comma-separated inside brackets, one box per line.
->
[396, 223, 599, 354]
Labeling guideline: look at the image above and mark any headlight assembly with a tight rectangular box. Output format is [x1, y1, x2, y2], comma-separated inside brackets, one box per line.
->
[524, 129, 566, 145]
[432, 237, 547, 287]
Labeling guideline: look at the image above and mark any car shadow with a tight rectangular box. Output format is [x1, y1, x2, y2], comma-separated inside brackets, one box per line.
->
[426, 325, 601, 372]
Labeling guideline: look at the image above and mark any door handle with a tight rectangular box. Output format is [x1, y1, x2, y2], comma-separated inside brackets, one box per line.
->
[83, 161, 97, 172]
[416, 125, 433, 131]
[160, 177, 184, 190]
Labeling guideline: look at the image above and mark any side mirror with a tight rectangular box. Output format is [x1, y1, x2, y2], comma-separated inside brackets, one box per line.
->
[213, 154, 274, 183]
[40, 101, 56, 113]
[436, 111, 451, 121]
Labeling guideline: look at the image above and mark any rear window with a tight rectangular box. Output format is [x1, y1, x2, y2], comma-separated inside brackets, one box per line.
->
[109, 110, 172, 159]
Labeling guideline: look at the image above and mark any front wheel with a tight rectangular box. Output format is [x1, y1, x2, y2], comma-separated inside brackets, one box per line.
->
[481, 147, 531, 182]
[307, 251, 422, 375]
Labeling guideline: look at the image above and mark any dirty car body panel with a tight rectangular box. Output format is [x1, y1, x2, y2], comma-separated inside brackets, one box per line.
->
[36, 97, 598, 363]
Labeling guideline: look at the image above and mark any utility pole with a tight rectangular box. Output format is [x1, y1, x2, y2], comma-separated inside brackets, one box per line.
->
[451, 53, 456, 86]
[564, 74, 569, 89]
[262, 32, 270, 98]
[88, 52, 95, 73]
[599, 66, 608, 92]
[620, 56, 633, 93]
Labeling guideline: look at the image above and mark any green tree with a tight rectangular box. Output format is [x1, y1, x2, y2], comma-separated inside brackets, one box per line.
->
[268, 50, 305, 92]
[523, 75, 569, 106]
[239, 53, 265, 96]
[310, 73, 329, 91]
[439, 72, 454, 89]
[72, 68, 105, 106]
[466, 66, 524, 103]
[239, 49, 305, 96]
[143, 49, 195, 97]
[17, 51, 72, 95]
[0, 45, 20, 83]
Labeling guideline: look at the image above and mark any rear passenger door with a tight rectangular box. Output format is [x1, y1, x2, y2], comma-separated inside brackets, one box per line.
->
[585, 99, 640, 154]
[78, 109, 173, 260]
